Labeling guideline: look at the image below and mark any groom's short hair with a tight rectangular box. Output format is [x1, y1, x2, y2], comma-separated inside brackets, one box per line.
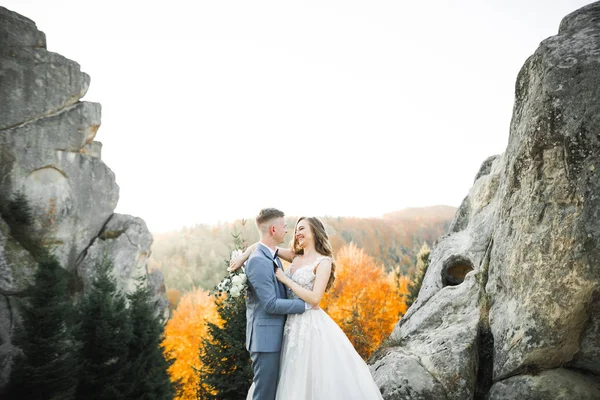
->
[256, 208, 285, 229]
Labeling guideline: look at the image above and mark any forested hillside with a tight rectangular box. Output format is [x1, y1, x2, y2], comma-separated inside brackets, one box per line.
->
[149, 206, 456, 292]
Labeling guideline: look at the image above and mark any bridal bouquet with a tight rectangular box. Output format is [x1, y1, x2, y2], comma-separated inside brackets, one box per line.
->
[215, 249, 248, 298]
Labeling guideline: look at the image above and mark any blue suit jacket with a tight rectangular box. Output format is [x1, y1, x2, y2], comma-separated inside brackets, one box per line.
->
[245, 244, 305, 352]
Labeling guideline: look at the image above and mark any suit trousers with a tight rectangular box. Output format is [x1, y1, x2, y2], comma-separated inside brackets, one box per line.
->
[250, 351, 281, 400]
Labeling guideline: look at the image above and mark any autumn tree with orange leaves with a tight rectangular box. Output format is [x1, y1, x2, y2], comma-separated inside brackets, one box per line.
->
[162, 289, 219, 399]
[321, 243, 408, 360]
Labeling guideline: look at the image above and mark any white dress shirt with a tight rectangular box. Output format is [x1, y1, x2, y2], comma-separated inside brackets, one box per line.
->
[259, 242, 277, 258]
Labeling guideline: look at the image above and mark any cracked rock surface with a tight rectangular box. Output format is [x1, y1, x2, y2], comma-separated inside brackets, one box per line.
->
[370, 2, 600, 399]
[0, 6, 168, 392]
[78, 214, 154, 297]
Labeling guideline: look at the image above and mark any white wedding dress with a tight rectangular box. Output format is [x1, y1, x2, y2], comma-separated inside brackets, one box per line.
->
[247, 256, 384, 400]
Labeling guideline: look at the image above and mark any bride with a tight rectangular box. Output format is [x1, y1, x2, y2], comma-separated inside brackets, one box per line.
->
[230, 216, 383, 399]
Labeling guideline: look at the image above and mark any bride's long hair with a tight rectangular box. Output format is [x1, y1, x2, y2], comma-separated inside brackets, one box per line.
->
[290, 217, 336, 291]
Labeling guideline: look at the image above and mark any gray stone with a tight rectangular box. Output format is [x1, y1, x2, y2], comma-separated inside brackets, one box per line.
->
[375, 271, 482, 400]
[401, 155, 501, 323]
[78, 214, 169, 318]
[0, 217, 36, 293]
[0, 46, 90, 131]
[1, 102, 101, 153]
[0, 152, 119, 270]
[486, 369, 600, 400]
[0, 7, 168, 394]
[0, 220, 10, 293]
[370, 348, 447, 400]
[372, 2, 600, 398]
[0, 99, 116, 270]
[486, 1, 600, 380]
[0, 6, 90, 132]
[0, 6, 45, 48]
[82, 141, 103, 159]
[473, 155, 499, 183]
[78, 214, 153, 295]
[148, 269, 169, 321]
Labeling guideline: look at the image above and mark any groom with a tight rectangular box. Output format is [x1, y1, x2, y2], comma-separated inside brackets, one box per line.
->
[245, 208, 308, 400]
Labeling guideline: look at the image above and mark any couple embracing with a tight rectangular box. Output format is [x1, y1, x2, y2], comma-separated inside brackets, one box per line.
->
[228, 208, 383, 400]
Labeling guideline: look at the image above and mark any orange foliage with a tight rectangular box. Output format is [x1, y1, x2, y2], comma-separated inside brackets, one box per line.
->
[166, 288, 181, 311]
[162, 289, 220, 399]
[321, 244, 408, 360]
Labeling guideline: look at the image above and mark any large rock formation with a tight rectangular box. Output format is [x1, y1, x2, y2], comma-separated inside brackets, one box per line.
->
[0, 6, 167, 392]
[371, 2, 600, 399]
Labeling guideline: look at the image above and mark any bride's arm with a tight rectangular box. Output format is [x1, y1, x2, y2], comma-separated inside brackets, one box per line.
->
[228, 242, 258, 272]
[275, 259, 332, 307]
[275, 247, 296, 263]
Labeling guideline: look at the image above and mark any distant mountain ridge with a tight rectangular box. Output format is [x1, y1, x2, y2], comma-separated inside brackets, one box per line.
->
[149, 206, 457, 293]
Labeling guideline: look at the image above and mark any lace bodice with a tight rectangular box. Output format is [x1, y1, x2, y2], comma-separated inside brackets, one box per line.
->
[285, 256, 330, 299]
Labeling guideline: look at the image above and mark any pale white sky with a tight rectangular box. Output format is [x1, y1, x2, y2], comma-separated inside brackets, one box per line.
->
[3, 0, 592, 232]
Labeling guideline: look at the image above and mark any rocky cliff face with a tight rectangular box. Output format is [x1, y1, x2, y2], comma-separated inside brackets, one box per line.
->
[371, 2, 600, 399]
[0, 6, 167, 392]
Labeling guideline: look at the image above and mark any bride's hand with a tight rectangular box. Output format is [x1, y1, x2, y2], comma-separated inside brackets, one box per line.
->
[228, 257, 244, 272]
[228, 243, 258, 272]
[275, 268, 289, 285]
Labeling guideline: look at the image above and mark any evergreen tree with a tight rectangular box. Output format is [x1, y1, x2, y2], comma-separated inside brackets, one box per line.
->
[6, 256, 78, 400]
[197, 222, 252, 399]
[75, 259, 133, 399]
[1, 191, 32, 225]
[197, 295, 252, 399]
[406, 242, 431, 309]
[126, 278, 175, 399]
[0, 191, 45, 258]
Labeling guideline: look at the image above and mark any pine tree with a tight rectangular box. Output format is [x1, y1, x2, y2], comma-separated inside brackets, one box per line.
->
[197, 295, 252, 399]
[6, 256, 78, 400]
[1, 191, 32, 225]
[75, 259, 133, 399]
[406, 242, 430, 309]
[0, 191, 45, 258]
[126, 277, 175, 399]
[197, 221, 252, 399]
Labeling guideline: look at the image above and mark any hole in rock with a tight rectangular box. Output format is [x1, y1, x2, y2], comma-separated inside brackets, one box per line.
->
[442, 255, 474, 286]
